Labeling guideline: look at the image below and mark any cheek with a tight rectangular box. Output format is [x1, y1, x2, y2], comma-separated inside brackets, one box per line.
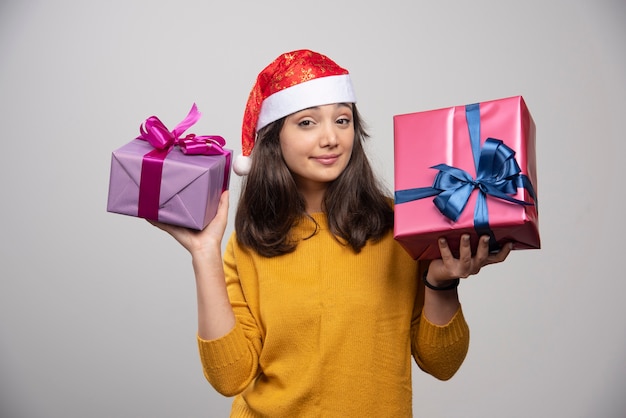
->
[278, 142, 302, 172]
[344, 134, 355, 157]
[280, 133, 313, 158]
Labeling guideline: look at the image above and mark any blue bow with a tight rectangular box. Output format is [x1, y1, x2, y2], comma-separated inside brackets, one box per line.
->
[395, 103, 537, 251]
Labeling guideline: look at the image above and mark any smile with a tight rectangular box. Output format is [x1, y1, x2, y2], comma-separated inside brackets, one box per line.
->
[312, 155, 340, 165]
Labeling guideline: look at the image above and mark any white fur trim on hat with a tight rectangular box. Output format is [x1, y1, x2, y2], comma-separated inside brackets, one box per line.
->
[256, 74, 356, 132]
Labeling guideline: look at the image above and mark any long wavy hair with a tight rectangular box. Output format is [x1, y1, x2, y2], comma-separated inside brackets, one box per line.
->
[235, 104, 393, 257]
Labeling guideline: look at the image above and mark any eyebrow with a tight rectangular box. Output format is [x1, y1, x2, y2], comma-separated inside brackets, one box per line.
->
[300, 103, 353, 112]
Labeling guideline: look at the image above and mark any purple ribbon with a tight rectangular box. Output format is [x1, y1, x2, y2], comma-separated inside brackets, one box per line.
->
[136, 103, 230, 221]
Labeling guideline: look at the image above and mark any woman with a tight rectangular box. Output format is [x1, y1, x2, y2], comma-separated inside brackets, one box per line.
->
[151, 49, 511, 417]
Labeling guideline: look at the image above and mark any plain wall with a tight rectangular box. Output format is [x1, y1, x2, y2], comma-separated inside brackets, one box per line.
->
[1, 1, 625, 417]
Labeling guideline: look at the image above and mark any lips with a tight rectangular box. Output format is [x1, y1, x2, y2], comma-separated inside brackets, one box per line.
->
[312, 154, 340, 165]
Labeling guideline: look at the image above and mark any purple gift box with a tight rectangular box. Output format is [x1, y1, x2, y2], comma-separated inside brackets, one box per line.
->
[107, 104, 232, 230]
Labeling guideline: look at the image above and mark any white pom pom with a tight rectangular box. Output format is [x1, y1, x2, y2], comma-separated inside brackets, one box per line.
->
[233, 154, 252, 176]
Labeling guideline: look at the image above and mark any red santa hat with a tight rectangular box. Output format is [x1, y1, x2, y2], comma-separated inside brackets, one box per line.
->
[233, 49, 357, 175]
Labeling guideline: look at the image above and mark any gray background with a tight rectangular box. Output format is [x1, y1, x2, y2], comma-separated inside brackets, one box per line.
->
[1, 1, 625, 417]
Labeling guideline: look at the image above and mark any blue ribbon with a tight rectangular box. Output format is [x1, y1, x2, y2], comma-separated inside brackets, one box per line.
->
[395, 103, 537, 252]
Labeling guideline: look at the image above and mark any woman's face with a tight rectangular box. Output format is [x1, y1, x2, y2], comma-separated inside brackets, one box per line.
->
[279, 103, 355, 191]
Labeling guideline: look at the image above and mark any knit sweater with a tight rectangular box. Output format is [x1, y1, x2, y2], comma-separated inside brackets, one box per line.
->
[197, 213, 470, 418]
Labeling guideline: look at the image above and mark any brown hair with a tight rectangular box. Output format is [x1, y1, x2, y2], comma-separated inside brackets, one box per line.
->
[235, 104, 393, 257]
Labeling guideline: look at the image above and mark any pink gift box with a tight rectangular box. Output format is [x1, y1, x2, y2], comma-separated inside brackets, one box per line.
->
[107, 104, 232, 230]
[393, 95, 540, 260]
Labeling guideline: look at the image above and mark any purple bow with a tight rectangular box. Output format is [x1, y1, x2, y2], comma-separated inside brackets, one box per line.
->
[136, 103, 230, 220]
[137, 103, 227, 156]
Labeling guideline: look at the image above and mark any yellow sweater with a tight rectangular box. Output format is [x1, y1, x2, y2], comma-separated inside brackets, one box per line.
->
[197, 213, 469, 418]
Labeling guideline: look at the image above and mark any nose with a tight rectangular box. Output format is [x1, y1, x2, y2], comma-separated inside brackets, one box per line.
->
[320, 122, 338, 148]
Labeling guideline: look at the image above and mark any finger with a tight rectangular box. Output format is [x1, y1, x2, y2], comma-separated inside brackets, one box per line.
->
[149, 218, 187, 235]
[213, 190, 230, 223]
[437, 237, 454, 264]
[474, 235, 491, 263]
[203, 190, 230, 240]
[147, 219, 174, 233]
[485, 242, 513, 265]
[457, 234, 472, 267]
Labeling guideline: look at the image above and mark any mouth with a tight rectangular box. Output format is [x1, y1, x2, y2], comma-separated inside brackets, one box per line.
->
[312, 154, 340, 165]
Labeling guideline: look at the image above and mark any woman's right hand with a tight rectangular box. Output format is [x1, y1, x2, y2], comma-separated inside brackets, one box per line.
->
[150, 190, 236, 340]
[148, 190, 230, 256]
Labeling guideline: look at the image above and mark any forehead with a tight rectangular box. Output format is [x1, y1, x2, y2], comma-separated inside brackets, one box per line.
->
[292, 103, 354, 114]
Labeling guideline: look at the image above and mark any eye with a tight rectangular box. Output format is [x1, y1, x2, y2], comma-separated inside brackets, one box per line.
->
[298, 119, 314, 127]
[336, 117, 352, 126]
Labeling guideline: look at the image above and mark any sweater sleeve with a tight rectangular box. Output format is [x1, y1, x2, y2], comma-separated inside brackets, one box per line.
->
[196, 235, 263, 396]
[411, 304, 470, 381]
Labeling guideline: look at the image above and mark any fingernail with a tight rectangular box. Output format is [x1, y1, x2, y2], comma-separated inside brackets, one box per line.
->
[439, 238, 446, 245]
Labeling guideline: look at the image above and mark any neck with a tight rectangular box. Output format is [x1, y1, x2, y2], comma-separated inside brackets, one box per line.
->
[304, 190, 325, 213]
[297, 181, 328, 214]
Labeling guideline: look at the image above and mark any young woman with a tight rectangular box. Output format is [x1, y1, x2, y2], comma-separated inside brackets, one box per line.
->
[151, 49, 511, 417]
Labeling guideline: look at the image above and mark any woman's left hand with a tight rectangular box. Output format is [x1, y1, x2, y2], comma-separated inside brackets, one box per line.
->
[427, 234, 513, 285]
